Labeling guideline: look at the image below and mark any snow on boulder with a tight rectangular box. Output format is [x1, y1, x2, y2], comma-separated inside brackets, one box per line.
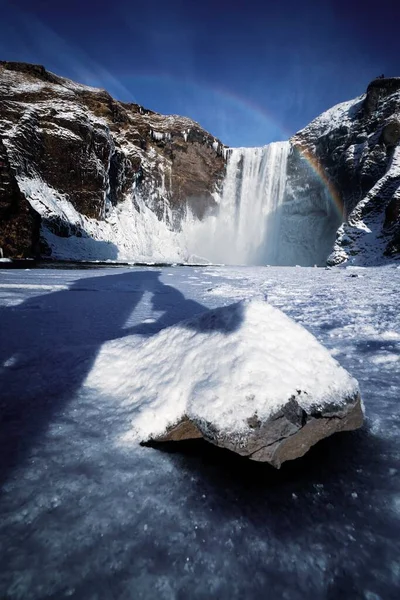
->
[89, 298, 363, 467]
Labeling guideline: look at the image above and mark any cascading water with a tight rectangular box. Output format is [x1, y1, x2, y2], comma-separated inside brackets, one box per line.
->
[184, 141, 290, 265]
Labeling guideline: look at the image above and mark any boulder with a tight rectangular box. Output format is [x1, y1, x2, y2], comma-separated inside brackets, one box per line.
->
[382, 119, 400, 147]
[128, 299, 363, 467]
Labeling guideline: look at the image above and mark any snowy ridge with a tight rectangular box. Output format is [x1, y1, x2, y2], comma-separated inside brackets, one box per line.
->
[294, 96, 364, 140]
[0, 65, 104, 99]
[293, 81, 400, 266]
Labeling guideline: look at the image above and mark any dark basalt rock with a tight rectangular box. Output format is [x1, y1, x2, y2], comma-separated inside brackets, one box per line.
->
[0, 139, 41, 257]
[382, 120, 400, 147]
[365, 77, 400, 115]
[0, 60, 60, 84]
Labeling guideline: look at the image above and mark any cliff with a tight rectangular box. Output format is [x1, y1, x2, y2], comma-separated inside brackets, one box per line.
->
[0, 61, 226, 260]
[290, 77, 400, 265]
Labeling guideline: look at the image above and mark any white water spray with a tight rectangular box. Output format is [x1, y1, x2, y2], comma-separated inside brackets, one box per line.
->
[185, 141, 290, 265]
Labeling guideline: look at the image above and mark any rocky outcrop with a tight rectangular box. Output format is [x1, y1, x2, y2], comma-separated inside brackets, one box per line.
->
[290, 77, 400, 265]
[0, 61, 226, 259]
[152, 393, 363, 468]
[0, 139, 40, 257]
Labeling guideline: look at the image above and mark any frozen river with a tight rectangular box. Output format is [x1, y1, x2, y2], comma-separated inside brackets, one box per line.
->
[0, 264, 399, 599]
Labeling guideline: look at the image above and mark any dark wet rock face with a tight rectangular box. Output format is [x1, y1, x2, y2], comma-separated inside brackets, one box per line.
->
[290, 77, 400, 265]
[0, 139, 41, 257]
[381, 120, 400, 147]
[0, 61, 226, 257]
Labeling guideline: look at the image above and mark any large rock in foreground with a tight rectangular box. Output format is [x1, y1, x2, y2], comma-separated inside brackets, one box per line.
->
[130, 299, 363, 467]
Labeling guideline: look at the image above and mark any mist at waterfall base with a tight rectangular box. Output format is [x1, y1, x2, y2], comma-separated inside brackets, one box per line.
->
[183, 142, 341, 267]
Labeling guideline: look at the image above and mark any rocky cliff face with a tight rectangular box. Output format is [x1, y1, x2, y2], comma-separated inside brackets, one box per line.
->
[0, 61, 226, 260]
[290, 78, 400, 265]
[0, 137, 40, 257]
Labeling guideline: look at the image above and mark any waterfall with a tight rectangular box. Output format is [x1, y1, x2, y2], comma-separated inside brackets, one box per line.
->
[185, 141, 290, 265]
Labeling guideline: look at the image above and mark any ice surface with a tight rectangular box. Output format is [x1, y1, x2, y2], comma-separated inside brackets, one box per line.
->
[0, 265, 399, 599]
[85, 298, 359, 442]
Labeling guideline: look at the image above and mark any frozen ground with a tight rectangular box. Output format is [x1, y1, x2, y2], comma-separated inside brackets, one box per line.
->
[0, 264, 399, 599]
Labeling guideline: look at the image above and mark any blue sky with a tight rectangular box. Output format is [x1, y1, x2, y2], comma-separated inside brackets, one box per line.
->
[1, 0, 399, 146]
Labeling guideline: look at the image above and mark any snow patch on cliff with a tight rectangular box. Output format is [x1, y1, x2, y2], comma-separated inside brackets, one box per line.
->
[295, 96, 364, 140]
[17, 177, 189, 262]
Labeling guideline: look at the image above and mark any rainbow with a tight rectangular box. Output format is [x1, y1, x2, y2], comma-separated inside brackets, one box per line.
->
[293, 142, 344, 218]
[119, 71, 344, 219]
[117, 72, 287, 139]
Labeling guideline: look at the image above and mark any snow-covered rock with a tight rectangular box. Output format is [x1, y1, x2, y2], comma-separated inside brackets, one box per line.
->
[97, 298, 363, 467]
